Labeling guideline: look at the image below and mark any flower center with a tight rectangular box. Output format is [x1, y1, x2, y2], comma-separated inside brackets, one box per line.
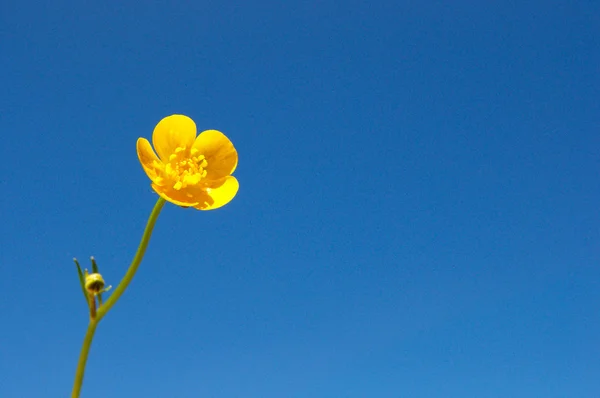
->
[164, 147, 208, 190]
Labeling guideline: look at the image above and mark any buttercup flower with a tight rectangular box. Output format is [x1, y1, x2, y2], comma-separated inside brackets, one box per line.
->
[137, 115, 239, 210]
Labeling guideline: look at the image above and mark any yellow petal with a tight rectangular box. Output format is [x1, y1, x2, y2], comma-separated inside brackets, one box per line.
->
[151, 183, 210, 208]
[195, 176, 239, 210]
[137, 138, 164, 183]
[152, 115, 197, 162]
[192, 130, 238, 181]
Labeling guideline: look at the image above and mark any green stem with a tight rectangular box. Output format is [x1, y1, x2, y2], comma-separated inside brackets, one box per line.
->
[71, 320, 98, 398]
[96, 197, 166, 321]
[71, 197, 166, 398]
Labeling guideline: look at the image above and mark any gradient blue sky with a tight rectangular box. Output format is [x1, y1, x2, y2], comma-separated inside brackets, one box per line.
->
[1, 1, 599, 397]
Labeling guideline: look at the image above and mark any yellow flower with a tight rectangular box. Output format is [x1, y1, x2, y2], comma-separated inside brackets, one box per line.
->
[137, 115, 239, 210]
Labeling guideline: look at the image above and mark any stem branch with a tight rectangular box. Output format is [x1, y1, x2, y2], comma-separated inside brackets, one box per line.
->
[70, 197, 166, 398]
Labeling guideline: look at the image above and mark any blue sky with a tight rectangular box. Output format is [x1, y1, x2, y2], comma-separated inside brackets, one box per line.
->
[1, 1, 599, 397]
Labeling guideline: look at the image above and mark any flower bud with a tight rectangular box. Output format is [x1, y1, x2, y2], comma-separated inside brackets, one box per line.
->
[85, 273, 105, 294]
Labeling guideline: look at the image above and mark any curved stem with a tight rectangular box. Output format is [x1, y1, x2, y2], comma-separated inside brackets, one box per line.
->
[71, 197, 166, 398]
[97, 197, 166, 321]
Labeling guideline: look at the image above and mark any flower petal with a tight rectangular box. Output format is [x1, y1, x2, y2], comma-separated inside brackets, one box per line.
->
[152, 115, 197, 162]
[137, 138, 164, 183]
[195, 176, 239, 210]
[192, 130, 238, 181]
[151, 183, 210, 208]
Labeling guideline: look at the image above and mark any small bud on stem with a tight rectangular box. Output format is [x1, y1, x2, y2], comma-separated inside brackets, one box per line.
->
[85, 273, 105, 295]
